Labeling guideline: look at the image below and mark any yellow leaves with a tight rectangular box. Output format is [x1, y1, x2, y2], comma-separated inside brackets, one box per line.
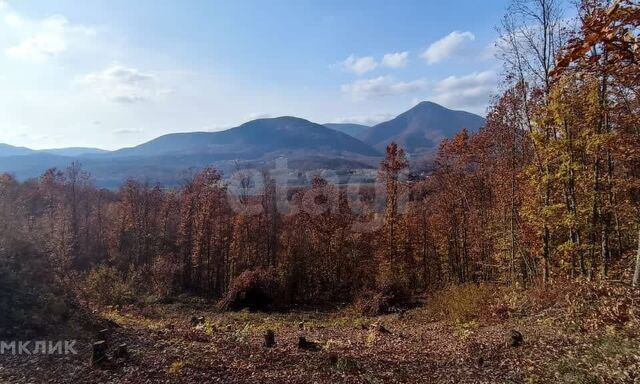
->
[168, 359, 185, 376]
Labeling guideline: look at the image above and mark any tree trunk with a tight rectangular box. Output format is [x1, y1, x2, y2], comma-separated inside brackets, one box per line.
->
[588, 158, 600, 281]
[542, 181, 551, 284]
[542, 223, 550, 284]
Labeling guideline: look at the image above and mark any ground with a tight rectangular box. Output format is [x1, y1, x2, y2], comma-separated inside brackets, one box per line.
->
[1, 285, 639, 384]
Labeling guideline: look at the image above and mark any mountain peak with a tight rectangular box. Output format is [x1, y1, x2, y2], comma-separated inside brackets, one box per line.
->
[414, 100, 443, 108]
[408, 101, 458, 114]
[248, 116, 307, 123]
[240, 116, 315, 128]
[360, 101, 485, 154]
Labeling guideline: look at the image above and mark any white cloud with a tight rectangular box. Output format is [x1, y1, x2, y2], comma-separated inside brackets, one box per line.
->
[330, 113, 395, 126]
[381, 51, 408, 68]
[341, 55, 377, 75]
[113, 128, 143, 135]
[76, 64, 161, 103]
[246, 112, 272, 120]
[1, 3, 95, 61]
[430, 71, 496, 111]
[341, 76, 426, 101]
[421, 31, 475, 64]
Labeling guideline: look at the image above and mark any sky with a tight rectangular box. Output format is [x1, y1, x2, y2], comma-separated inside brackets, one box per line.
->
[0, 0, 508, 150]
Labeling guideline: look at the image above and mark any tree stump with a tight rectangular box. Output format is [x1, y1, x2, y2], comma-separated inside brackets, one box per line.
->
[328, 352, 339, 366]
[91, 341, 108, 367]
[510, 330, 523, 347]
[190, 316, 205, 326]
[374, 322, 391, 334]
[263, 330, 276, 348]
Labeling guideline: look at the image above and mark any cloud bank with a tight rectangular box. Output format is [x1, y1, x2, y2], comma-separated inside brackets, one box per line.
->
[422, 31, 475, 64]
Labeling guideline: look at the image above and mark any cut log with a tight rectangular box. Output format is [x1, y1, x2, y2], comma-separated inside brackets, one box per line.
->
[91, 341, 108, 367]
[298, 336, 320, 351]
[263, 330, 276, 348]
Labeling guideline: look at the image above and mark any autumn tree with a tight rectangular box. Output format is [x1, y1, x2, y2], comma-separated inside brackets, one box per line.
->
[178, 168, 232, 296]
[376, 143, 412, 291]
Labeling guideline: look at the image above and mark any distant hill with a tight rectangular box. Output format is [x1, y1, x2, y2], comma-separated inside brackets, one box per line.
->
[0, 144, 35, 157]
[41, 147, 110, 157]
[360, 101, 485, 153]
[0, 145, 109, 158]
[324, 123, 369, 139]
[112, 116, 379, 159]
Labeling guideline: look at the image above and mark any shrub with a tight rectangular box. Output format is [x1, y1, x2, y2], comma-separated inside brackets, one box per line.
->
[151, 256, 178, 298]
[218, 268, 279, 311]
[82, 265, 135, 305]
[427, 283, 495, 324]
[357, 281, 412, 316]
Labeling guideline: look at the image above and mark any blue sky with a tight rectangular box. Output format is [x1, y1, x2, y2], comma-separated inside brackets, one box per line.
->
[0, 0, 508, 149]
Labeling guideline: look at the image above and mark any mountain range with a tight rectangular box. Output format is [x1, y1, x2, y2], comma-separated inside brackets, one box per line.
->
[0, 101, 485, 187]
[110, 117, 378, 159]
[0, 144, 110, 157]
